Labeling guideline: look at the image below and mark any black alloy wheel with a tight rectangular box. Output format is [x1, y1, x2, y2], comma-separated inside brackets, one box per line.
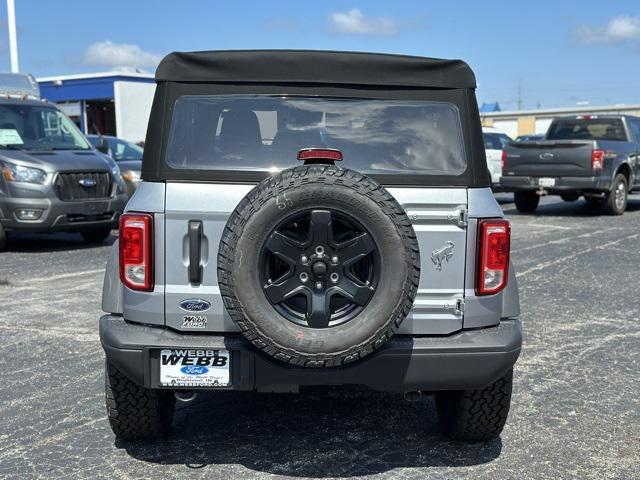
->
[260, 209, 379, 328]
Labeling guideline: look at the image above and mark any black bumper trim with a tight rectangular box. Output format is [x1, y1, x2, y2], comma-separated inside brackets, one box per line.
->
[100, 315, 522, 392]
[500, 175, 611, 192]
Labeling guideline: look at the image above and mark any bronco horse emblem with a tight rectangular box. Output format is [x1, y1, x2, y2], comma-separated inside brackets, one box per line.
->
[431, 241, 455, 271]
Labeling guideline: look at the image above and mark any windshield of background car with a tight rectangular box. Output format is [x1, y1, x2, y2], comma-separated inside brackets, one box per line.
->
[546, 118, 628, 141]
[484, 132, 511, 149]
[165, 95, 467, 176]
[109, 138, 143, 161]
[0, 104, 91, 150]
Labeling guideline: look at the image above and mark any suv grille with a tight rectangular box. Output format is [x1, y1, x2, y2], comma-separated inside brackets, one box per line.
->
[54, 172, 112, 201]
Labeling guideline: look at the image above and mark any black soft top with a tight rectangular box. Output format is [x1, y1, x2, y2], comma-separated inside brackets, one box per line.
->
[155, 50, 476, 89]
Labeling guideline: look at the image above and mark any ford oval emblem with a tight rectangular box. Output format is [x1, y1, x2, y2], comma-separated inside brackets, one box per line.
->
[181, 366, 209, 375]
[539, 152, 554, 160]
[179, 298, 211, 312]
[78, 178, 97, 187]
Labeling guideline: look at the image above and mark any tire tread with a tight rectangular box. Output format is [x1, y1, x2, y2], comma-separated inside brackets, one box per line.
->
[218, 165, 420, 368]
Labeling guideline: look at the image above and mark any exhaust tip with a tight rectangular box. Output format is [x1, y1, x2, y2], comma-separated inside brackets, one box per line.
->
[174, 390, 198, 403]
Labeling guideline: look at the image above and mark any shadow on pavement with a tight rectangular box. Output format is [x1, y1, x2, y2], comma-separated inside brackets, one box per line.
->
[2, 231, 116, 253]
[119, 387, 502, 477]
[501, 197, 640, 217]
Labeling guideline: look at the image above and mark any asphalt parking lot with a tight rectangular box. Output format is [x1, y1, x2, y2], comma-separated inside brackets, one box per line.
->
[0, 194, 638, 480]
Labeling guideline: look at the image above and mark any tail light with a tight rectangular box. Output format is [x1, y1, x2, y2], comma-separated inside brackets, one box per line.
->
[119, 213, 153, 291]
[476, 219, 510, 295]
[591, 150, 604, 171]
[501, 150, 507, 170]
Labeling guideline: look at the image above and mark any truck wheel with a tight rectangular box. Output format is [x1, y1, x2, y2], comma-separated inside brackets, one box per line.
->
[560, 193, 579, 202]
[105, 363, 175, 440]
[604, 174, 628, 215]
[218, 165, 420, 368]
[0, 224, 6, 251]
[436, 368, 513, 442]
[81, 227, 113, 243]
[514, 191, 539, 213]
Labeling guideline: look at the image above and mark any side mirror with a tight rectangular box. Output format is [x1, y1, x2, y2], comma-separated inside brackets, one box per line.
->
[95, 137, 110, 155]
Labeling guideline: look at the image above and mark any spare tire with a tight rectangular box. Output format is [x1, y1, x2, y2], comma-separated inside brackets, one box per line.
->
[218, 165, 419, 367]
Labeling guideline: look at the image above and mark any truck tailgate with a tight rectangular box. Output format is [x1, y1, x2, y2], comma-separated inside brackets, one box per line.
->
[504, 140, 595, 177]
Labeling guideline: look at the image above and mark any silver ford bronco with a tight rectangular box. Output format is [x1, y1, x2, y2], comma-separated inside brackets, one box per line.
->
[100, 50, 521, 442]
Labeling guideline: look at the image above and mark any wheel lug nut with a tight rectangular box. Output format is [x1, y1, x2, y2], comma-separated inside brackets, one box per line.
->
[315, 281, 323, 290]
[315, 246, 324, 256]
[299, 272, 308, 283]
[330, 273, 339, 283]
[301, 255, 308, 264]
[331, 256, 339, 264]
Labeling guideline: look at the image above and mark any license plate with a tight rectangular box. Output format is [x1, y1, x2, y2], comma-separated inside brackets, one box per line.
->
[84, 201, 109, 215]
[159, 349, 230, 387]
[538, 178, 556, 187]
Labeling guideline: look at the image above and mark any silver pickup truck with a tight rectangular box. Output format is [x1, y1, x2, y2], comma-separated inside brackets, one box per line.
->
[99, 50, 522, 443]
[501, 115, 640, 214]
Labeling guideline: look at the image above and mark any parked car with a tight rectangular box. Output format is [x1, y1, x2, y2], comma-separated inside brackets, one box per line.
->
[100, 50, 521, 442]
[87, 135, 142, 196]
[483, 126, 512, 188]
[515, 133, 544, 142]
[501, 115, 640, 214]
[0, 74, 128, 250]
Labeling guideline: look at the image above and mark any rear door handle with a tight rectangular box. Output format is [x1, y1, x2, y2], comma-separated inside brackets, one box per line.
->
[188, 220, 203, 284]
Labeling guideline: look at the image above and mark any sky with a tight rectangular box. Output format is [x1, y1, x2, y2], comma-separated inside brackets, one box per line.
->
[0, 0, 639, 111]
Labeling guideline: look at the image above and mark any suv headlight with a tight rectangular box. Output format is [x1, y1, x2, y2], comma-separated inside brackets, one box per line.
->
[1, 162, 47, 184]
[110, 163, 126, 193]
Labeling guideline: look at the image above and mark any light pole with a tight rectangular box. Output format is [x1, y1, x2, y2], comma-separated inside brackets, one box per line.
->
[7, 0, 19, 72]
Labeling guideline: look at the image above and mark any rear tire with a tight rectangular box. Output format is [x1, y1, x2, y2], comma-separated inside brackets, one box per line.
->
[436, 368, 513, 442]
[105, 363, 175, 440]
[0, 224, 6, 251]
[604, 174, 628, 215]
[81, 227, 112, 243]
[514, 191, 539, 213]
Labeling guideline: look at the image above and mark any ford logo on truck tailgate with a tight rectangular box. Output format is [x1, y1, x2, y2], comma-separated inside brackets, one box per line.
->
[539, 152, 554, 160]
[179, 298, 211, 312]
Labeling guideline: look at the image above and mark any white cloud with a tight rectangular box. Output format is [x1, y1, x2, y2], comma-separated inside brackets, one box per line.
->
[574, 15, 640, 45]
[330, 8, 398, 36]
[83, 40, 161, 69]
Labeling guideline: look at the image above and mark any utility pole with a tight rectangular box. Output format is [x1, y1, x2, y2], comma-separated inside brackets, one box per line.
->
[517, 79, 523, 111]
[7, 0, 19, 72]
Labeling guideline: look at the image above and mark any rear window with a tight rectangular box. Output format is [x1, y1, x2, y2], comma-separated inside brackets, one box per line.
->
[165, 95, 466, 176]
[546, 118, 627, 141]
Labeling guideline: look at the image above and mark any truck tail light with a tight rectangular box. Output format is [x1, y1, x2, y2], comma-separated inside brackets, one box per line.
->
[119, 213, 153, 291]
[501, 150, 507, 170]
[476, 219, 510, 295]
[591, 149, 604, 171]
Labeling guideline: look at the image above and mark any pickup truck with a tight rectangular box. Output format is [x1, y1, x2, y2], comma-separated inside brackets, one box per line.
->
[500, 115, 640, 215]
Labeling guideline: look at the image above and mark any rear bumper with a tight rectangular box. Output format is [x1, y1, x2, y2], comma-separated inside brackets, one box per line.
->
[500, 175, 612, 193]
[0, 193, 127, 233]
[99, 315, 522, 392]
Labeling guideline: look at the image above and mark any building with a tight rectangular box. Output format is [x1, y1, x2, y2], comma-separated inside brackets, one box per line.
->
[37, 72, 156, 143]
[480, 104, 640, 139]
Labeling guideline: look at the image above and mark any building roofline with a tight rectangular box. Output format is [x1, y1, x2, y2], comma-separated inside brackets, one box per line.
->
[480, 104, 640, 118]
[37, 71, 154, 82]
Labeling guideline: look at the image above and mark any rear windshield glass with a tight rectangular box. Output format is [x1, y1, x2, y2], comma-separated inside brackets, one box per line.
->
[546, 118, 627, 141]
[165, 96, 466, 176]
